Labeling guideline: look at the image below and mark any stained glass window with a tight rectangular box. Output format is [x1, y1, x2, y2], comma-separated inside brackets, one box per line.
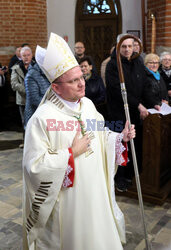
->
[83, 0, 117, 15]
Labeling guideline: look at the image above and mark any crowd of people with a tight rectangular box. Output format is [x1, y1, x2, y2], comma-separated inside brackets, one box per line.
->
[1, 37, 170, 129]
[0, 32, 170, 249]
[0, 34, 170, 154]
[0, 34, 170, 172]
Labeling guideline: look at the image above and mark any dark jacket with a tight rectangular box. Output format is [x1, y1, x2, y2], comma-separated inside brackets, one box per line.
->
[105, 48, 147, 124]
[158, 65, 171, 91]
[85, 71, 106, 106]
[0, 63, 5, 87]
[143, 68, 168, 108]
[24, 62, 50, 126]
[8, 55, 21, 74]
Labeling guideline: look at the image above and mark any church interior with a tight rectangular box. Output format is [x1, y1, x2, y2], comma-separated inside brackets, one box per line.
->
[0, 0, 170, 249]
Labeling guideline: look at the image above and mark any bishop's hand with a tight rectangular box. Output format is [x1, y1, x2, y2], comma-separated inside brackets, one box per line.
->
[71, 131, 91, 158]
[122, 120, 136, 142]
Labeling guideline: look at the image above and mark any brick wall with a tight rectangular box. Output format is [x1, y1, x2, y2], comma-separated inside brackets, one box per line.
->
[0, 0, 47, 66]
[146, 0, 171, 53]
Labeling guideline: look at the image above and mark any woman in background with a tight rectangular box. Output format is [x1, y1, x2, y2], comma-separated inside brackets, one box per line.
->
[79, 56, 106, 118]
[143, 53, 168, 110]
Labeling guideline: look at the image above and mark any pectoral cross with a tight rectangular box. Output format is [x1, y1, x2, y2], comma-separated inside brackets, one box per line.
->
[73, 114, 95, 157]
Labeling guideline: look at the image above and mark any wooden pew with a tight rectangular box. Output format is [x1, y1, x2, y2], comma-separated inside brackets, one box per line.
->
[116, 114, 171, 205]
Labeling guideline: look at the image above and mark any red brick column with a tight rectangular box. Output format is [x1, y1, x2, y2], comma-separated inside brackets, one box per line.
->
[0, 0, 47, 65]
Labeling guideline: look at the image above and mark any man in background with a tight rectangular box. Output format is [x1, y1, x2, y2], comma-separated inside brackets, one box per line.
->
[11, 46, 34, 147]
[24, 46, 50, 127]
[74, 41, 97, 72]
[106, 34, 148, 192]
[8, 46, 21, 75]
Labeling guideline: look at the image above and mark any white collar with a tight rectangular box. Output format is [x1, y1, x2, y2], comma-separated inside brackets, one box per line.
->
[55, 93, 80, 111]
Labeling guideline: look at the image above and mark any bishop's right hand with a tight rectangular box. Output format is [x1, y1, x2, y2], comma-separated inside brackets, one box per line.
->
[71, 131, 91, 158]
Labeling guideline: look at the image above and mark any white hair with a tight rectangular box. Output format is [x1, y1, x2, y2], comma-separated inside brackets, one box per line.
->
[160, 51, 171, 62]
[20, 46, 32, 55]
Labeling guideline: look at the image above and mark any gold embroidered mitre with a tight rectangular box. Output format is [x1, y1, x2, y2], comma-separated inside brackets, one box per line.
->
[36, 33, 78, 83]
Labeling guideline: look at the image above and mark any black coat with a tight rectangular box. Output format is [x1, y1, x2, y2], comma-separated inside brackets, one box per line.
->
[105, 48, 147, 124]
[85, 71, 106, 106]
[158, 65, 171, 91]
[8, 55, 21, 74]
[143, 68, 168, 108]
[0, 63, 6, 87]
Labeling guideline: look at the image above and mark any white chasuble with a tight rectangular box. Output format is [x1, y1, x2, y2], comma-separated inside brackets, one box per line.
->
[23, 88, 125, 250]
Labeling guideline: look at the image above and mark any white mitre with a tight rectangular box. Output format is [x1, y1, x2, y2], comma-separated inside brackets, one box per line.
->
[35, 33, 78, 83]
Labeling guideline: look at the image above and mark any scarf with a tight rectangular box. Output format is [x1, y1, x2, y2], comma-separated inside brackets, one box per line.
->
[146, 67, 160, 80]
[84, 72, 92, 81]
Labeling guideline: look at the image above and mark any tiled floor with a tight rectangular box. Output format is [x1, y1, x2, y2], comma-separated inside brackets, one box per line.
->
[0, 131, 170, 250]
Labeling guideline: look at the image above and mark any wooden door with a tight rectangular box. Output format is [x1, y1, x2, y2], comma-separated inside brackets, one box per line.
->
[75, 0, 122, 73]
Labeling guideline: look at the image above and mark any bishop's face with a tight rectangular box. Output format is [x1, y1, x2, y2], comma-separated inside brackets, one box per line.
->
[52, 66, 85, 102]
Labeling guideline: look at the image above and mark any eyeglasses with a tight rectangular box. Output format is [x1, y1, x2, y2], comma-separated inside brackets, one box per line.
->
[75, 47, 84, 49]
[148, 62, 160, 65]
[162, 59, 171, 61]
[55, 75, 85, 84]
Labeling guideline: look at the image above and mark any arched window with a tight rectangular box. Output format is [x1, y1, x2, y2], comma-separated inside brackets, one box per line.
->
[83, 0, 112, 14]
[75, 0, 122, 72]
